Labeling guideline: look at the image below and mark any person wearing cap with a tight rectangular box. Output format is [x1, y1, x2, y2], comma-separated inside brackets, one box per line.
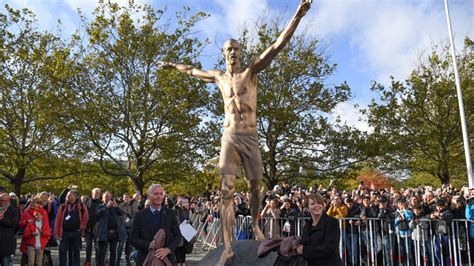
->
[0, 192, 20, 266]
[430, 198, 453, 266]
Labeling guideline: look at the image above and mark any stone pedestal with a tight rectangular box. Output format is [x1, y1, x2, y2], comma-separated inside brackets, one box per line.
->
[195, 240, 277, 266]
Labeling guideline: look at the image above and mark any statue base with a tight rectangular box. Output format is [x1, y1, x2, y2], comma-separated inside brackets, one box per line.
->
[195, 240, 277, 266]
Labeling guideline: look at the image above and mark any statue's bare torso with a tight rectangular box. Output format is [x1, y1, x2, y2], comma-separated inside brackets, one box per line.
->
[216, 69, 257, 133]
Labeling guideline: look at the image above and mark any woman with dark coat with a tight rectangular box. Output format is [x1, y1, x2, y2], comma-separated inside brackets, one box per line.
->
[0, 193, 20, 265]
[296, 193, 343, 266]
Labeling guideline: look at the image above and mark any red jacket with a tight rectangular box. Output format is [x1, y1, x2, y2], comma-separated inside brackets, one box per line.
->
[54, 201, 88, 239]
[19, 207, 48, 229]
[23, 220, 51, 250]
[19, 207, 49, 254]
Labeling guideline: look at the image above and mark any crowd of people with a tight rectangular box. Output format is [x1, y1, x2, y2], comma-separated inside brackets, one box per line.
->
[0, 181, 473, 266]
[0, 185, 193, 266]
[216, 181, 474, 266]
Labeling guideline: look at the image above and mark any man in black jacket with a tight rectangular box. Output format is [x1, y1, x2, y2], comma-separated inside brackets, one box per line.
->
[84, 187, 101, 266]
[95, 191, 125, 266]
[430, 198, 453, 266]
[129, 184, 181, 266]
[0, 192, 20, 266]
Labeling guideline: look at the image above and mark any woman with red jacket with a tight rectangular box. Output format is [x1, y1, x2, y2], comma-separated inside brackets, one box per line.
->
[19, 197, 49, 265]
[23, 210, 51, 265]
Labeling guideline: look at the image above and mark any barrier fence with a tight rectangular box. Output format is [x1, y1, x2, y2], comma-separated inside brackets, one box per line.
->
[190, 213, 473, 266]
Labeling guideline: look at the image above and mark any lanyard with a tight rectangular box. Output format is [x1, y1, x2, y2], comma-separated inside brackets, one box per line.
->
[67, 204, 75, 213]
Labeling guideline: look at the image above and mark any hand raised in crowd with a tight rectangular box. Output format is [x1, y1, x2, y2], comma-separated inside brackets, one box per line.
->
[397, 213, 404, 221]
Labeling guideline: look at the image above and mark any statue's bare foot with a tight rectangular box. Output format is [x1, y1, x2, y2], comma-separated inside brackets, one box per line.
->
[253, 226, 265, 241]
[216, 248, 234, 266]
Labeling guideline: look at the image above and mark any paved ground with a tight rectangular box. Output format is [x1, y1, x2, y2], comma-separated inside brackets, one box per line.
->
[10, 238, 208, 265]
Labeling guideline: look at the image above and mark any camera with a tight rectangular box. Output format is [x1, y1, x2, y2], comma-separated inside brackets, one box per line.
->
[467, 197, 474, 205]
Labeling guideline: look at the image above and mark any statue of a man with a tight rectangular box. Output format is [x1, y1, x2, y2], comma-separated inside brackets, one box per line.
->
[163, 1, 311, 265]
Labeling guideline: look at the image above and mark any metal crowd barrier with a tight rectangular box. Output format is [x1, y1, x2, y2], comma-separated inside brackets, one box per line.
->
[189, 213, 473, 266]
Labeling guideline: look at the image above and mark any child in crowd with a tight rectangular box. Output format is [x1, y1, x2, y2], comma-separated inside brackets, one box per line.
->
[23, 211, 51, 266]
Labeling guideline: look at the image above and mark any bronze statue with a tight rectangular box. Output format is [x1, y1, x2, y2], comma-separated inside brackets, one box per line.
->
[163, 1, 311, 264]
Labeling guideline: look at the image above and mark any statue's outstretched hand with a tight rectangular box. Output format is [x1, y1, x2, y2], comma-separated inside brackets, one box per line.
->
[299, 0, 312, 17]
[158, 61, 174, 69]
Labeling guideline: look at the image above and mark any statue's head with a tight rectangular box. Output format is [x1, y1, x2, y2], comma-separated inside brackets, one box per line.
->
[222, 39, 241, 66]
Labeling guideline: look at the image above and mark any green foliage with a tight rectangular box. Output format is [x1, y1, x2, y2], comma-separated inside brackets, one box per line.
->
[394, 172, 442, 189]
[0, 5, 82, 194]
[165, 166, 220, 196]
[365, 37, 473, 184]
[58, 1, 212, 194]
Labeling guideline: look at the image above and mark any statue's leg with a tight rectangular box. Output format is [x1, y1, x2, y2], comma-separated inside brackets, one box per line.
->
[248, 179, 265, 240]
[216, 174, 236, 266]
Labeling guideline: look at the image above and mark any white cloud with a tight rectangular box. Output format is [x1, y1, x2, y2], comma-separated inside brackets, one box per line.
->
[63, 0, 151, 14]
[63, 0, 98, 14]
[313, 0, 473, 83]
[212, 0, 269, 37]
[330, 102, 372, 133]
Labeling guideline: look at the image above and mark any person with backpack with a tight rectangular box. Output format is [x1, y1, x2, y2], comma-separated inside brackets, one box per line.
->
[430, 198, 453, 266]
[54, 190, 89, 266]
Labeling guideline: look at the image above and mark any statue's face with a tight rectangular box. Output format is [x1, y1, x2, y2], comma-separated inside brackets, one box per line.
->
[223, 40, 241, 66]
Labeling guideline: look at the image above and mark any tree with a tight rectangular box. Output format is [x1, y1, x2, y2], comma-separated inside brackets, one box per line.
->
[208, 18, 362, 189]
[356, 169, 393, 190]
[0, 5, 85, 194]
[60, 1, 211, 193]
[365, 38, 473, 184]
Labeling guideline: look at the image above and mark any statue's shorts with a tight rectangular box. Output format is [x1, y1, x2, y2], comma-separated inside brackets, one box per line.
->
[219, 131, 262, 180]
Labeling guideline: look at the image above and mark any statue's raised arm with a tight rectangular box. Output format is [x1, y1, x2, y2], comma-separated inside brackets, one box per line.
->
[249, 0, 311, 72]
[161, 61, 220, 83]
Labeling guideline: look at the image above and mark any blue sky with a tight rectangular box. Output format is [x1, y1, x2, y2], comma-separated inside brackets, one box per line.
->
[2, 0, 473, 131]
